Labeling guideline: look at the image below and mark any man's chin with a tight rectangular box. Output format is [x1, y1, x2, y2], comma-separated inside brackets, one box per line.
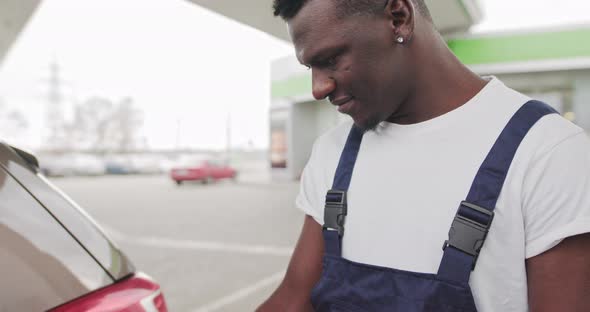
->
[352, 114, 383, 133]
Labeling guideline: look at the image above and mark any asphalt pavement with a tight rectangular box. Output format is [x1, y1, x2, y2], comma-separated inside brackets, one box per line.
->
[52, 174, 303, 312]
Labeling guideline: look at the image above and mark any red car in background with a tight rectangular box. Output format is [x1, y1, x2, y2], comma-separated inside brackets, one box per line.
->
[170, 158, 237, 185]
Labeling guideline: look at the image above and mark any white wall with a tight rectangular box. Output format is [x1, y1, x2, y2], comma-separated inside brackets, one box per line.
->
[290, 101, 319, 179]
[271, 54, 305, 83]
[288, 99, 346, 179]
[573, 76, 590, 130]
[315, 100, 342, 135]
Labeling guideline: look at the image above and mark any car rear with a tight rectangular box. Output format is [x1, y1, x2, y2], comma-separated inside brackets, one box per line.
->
[0, 143, 167, 311]
[170, 166, 207, 183]
[49, 273, 166, 312]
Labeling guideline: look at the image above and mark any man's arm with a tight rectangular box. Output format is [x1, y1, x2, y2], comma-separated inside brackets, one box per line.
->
[527, 233, 590, 311]
[257, 215, 324, 312]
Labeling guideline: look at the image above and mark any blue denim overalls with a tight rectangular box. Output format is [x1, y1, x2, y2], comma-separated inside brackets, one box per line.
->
[311, 100, 557, 311]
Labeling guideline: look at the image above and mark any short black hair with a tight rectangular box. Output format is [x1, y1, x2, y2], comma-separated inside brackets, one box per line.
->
[273, 0, 432, 22]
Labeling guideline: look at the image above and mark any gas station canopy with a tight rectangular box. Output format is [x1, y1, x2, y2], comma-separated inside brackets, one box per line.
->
[0, 0, 41, 65]
[186, 0, 483, 42]
[0, 0, 482, 66]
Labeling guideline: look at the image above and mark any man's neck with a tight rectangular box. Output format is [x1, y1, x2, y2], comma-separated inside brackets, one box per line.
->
[388, 32, 487, 125]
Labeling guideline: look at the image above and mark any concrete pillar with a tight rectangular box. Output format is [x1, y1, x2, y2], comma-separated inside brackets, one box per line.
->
[573, 77, 590, 131]
[290, 101, 319, 180]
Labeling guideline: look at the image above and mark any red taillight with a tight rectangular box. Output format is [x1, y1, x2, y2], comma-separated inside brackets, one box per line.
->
[49, 273, 167, 312]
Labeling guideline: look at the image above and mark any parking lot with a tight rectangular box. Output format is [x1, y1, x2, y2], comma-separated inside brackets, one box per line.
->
[52, 174, 303, 312]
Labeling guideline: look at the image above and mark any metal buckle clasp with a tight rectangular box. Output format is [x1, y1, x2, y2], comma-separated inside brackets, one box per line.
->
[443, 201, 494, 269]
[323, 190, 347, 236]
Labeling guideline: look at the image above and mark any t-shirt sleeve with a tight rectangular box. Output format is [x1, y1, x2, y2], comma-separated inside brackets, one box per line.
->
[522, 131, 590, 258]
[295, 140, 326, 225]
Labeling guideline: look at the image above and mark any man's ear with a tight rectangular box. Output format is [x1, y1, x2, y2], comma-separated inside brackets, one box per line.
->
[384, 0, 415, 44]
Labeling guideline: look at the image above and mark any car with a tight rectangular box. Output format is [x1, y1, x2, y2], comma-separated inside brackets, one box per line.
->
[170, 157, 237, 185]
[0, 142, 168, 312]
[104, 155, 136, 175]
[38, 153, 107, 177]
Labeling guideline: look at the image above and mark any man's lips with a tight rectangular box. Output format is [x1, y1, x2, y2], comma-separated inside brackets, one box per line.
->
[331, 96, 353, 106]
[331, 96, 354, 113]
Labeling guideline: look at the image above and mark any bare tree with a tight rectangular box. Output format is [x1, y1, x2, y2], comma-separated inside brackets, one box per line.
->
[0, 98, 30, 141]
[110, 97, 144, 152]
[67, 96, 145, 152]
[44, 60, 68, 151]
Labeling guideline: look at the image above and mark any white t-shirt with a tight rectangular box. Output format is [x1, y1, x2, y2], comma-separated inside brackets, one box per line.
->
[296, 77, 590, 311]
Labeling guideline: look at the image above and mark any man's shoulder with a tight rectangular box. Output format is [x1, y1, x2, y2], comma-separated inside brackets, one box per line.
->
[525, 112, 586, 156]
[491, 79, 584, 152]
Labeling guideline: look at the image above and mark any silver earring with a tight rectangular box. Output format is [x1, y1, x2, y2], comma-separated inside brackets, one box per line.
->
[396, 37, 404, 44]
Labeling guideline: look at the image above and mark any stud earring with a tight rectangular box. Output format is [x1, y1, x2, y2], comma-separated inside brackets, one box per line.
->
[396, 37, 404, 44]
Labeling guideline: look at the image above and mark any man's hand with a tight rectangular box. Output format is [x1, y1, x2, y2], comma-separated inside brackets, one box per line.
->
[256, 215, 324, 312]
[527, 233, 590, 311]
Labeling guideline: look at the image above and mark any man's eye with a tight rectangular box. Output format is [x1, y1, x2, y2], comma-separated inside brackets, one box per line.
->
[321, 57, 338, 68]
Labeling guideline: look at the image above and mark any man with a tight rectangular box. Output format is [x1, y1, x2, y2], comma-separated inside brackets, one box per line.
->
[258, 0, 590, 311]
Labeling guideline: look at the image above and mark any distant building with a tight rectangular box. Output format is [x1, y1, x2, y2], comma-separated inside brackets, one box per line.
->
[270, 25, 590, 180]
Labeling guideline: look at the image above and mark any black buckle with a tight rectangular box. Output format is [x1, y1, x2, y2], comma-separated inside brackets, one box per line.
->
[323, 190, 347, 236]
[443, 201, 494, 269]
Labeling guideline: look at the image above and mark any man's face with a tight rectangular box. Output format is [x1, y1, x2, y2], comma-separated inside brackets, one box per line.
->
[288, 0, 412, 131]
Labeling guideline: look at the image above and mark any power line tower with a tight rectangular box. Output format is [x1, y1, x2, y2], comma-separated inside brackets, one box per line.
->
[44, 59, 67, 151]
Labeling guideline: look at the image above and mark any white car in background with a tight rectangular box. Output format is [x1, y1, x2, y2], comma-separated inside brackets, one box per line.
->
[39, 154, 106, 177]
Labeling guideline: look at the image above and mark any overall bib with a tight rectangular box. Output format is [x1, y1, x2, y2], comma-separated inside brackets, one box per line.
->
[311, 100, 557, 311]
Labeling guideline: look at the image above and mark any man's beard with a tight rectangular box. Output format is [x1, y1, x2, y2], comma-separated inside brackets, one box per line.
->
[357, 113, 383, 133]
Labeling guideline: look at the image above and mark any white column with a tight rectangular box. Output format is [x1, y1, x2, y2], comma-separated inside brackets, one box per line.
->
[573, 77, 590, 131]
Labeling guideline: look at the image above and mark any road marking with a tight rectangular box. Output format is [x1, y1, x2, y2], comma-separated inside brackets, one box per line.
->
[191, 271, 285, 312]
[103, 226, 293, 257]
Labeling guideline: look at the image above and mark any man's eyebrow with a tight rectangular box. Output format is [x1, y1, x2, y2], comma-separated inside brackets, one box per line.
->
[306, 46, 344, 66]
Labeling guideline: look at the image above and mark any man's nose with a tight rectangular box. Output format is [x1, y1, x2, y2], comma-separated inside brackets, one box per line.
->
[312, 69, 336, 100]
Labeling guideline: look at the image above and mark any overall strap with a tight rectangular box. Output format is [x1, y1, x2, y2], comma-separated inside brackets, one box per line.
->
[323, 125, 364, 257]
[437, 100, 558, 285]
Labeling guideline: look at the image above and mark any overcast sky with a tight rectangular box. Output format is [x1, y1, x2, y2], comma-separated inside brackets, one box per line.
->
[0, 0, 589, 150]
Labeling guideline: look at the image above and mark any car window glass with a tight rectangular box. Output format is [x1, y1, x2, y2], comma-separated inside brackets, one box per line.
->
[0, 146, 134, 280]
[0, 167, 111, 311]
